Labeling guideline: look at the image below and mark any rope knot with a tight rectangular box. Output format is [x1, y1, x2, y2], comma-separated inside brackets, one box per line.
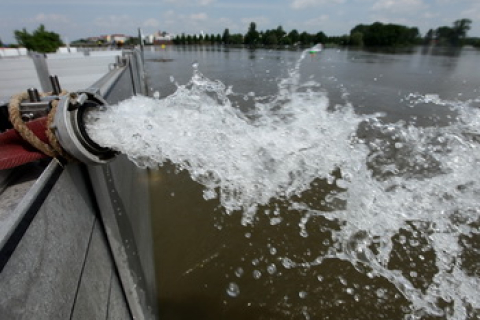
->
[8, 91, 75, 162]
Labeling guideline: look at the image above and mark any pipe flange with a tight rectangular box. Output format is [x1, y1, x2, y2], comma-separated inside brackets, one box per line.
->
[53, 91, 116, 165]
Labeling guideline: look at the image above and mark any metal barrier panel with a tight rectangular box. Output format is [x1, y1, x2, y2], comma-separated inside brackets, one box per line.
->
[87, 50, 158, 320]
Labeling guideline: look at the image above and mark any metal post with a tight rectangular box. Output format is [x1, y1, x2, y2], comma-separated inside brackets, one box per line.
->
[31, 53, 53, 92]
[134, 49, 148, 96]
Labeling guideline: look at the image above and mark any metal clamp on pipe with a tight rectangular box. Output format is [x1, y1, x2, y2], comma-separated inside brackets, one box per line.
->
[53, 91, 117, 165]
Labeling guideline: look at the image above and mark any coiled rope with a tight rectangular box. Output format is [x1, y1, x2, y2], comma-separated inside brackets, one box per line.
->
[8, 91, 75, 162]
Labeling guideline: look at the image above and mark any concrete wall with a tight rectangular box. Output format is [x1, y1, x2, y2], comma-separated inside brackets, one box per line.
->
[0, 52, 119, 98]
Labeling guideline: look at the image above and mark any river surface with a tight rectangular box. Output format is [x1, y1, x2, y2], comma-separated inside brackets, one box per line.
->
[87, 45, 480, 320]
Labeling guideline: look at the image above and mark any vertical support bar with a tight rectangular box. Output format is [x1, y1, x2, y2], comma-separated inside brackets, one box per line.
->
[134, 50, 148, 96]
[138, 28, 144, 56]
[31, 53, 53, 93]
[49, 75, 62, 95]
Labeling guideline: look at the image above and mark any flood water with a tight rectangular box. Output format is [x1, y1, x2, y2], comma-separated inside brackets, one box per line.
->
[86, 45, 480, 320]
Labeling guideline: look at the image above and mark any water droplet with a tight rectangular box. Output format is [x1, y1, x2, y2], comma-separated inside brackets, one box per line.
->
[235, 267, 244, 277]
[226, 282, 240, 297]
[299, 291, 307, 299]
[267, 263, 277, 274]
[376, 288, 386, 298]
[253, 270, 262, 279]
[270, 217, 282, 225]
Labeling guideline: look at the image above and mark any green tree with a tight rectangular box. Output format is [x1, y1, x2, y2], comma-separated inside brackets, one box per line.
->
[350, 22, 419, 47]
[14, 24, 63, 52]
[452, 18, 472, 45]
[314, 31, 327, 44]
[244, 22, 260, 46]
[222, 28, 231, 44]
[281, 36, 292, 46]
[230, 33, 244, 45]
[424, 29, 434, 45]
[0, 38, 3, 47]
[216, 34, 222, 43]
[288, 29, 300, 44]
[299, 31, 313, 46]
[435, 26, 454, 45]
[263, 29, 278, 46]
[349, 31, 364, 46]
[275, 26, 286, 43]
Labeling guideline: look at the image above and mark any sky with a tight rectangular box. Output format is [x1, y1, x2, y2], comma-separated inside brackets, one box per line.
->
[0, 0, 479, 44]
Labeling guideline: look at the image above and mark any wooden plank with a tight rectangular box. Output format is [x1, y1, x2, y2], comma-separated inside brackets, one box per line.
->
[0, 165, 96, 319]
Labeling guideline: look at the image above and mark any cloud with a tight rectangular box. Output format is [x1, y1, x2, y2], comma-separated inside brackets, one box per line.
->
[291, 0, 345, 10]
[143, 18, 160, 28]
[190, 13, 208, 21]
[93, 15, 137, 30]
[29, 13, 70, 24]
[371, 0, 427, 14]
[304, 14, 330, 28]
[461, 2, 480, 20]
[162, 0, 215, 6]
[198, 0, 215, 5]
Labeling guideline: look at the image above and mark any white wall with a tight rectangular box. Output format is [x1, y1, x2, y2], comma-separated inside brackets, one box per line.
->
[0, 48, 28, 57]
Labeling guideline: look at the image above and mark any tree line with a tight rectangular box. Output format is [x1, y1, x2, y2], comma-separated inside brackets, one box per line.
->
[174, 19, 478, 48]
[173, 22, 330, 47]
[2, 19, 479, 53]
[349, 18, 474, 47]
[424, 19, 476, 46]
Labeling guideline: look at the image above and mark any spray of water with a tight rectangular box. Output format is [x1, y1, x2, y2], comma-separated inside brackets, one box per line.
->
[85, 51, 480, 319]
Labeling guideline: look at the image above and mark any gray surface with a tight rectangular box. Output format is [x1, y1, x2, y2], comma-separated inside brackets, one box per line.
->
[0, 162, 57, 257]
[108, 269, 132, 320]
[89, 157, 156, 320]
[0, 53, 119, 99]
[0, 164, 95, 319]
[0, 164, 131, 319]
[0, 57, 40, 98]
[71, 220, 114, 320]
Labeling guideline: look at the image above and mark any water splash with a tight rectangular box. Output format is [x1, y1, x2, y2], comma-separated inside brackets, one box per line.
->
[85, 52, 480, 319]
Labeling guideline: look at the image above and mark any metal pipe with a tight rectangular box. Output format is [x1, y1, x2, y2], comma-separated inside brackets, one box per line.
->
[49, 75, 62, 95]
[27, 88, 41, 102]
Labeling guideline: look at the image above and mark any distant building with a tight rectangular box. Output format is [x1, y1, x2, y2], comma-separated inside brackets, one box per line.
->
[104, 34, 128, 44]
[145, 31, 175, 45]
